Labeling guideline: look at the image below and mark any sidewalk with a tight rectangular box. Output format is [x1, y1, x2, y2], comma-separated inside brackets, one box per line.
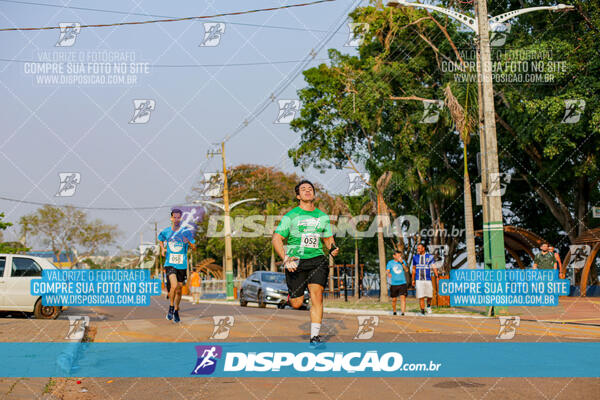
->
[182, 295, 600, 325]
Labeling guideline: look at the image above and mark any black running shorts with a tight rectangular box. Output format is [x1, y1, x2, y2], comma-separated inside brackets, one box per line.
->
[285, 255, 329, 298]
[390, 284, 408, 298]
[165, 266, 187, 283]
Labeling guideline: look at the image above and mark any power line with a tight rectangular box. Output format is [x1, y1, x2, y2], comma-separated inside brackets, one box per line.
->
[0, 195, 195, 211]
[0, 0, 336, 31]
[0, 0, 339, 34]
[223, 0, 362, 143]
[0, 57, 329, 68]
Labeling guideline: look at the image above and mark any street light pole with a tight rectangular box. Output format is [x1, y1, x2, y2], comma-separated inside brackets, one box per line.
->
[474, 0, 506, 290]
[194, 196, 258, 300]
[387, 0, 573, 267]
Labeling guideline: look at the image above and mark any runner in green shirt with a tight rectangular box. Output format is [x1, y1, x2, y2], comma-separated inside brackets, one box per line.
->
[272, 180, 338, 348]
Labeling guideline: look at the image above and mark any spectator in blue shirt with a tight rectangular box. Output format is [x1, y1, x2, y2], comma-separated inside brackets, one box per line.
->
[387, 250, 409, 315]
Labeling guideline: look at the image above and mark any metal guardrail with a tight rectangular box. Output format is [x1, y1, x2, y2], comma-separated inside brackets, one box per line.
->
[197, 279, 244, 294]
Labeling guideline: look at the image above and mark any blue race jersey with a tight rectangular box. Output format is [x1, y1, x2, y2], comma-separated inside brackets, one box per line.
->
[386, 260, 407, 285]
[158, 227, 195, 270]
[412, 253, 434, 281]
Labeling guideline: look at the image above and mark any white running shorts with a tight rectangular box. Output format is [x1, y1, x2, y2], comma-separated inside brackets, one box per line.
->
[415, 280, 433, 299]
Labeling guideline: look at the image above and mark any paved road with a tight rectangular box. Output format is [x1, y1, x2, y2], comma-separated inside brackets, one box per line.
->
[1, 297, 598, 399]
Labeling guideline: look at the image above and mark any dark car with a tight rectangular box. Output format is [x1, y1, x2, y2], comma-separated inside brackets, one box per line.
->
[239, 271, 309, 309]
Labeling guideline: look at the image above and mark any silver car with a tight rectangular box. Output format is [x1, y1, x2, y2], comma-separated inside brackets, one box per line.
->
[239, 271, 309, 309]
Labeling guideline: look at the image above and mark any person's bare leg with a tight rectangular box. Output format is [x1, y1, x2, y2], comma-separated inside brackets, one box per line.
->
[174, 282, 183, 310]
[400, 295, 406, 314]
[419, 297, 425, 310]
[168, 274, 178, 306]
[308, 284, 324, 324]
[392, 297, 397, 313]
[289, 296, 305, 309]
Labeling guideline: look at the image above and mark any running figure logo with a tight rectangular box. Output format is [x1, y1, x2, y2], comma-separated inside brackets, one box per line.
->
[427, 245, 448, 270]
[489, 22, 511, 47]
[496, 316, 520, 340]
[561, 99, 585, 124]
[56, 172, 81, 197]
[202, 172, 224, 197]
[56, 23, 80, 47]
[65, 316, 89, 340]
[129, 99, 156, 124]
[567, 245, 590, 269]
[199, 23, 225, 47]
[344, 23, 369, 47]
[191, 345, 222, 375]
[420, 100, 444, 124]
[347, 173, 370, 196]
[488, 172, 512, 197]
[354, 316, 379, 340]
[274, 100, 301, 124]
[209, 316, 234, 340]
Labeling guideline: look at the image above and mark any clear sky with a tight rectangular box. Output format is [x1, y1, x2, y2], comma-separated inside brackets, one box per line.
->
[0, 0, 369, 252]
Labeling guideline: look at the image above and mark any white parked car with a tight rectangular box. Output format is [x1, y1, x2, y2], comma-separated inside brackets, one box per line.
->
[0, 253, 62, 319]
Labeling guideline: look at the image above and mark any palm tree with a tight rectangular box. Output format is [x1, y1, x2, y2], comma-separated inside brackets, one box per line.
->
[360, 171, 394, 302]
[444, 83, 477, 270]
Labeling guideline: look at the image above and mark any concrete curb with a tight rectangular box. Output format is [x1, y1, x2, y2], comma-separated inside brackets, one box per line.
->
[177, 295, 490, 319]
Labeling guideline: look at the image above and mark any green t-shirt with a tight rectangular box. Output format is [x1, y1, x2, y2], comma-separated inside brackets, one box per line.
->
[274, 206, 333, 259]
[534, 252, 555, 269]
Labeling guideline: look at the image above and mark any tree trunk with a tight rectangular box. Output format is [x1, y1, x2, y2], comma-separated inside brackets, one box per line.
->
[576, 176, 590, 237]
[464, 146, 477, 269]
[377, 191, 389, 302]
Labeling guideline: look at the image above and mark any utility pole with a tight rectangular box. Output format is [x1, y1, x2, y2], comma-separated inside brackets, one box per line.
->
[221, 141, 234, 300]
[207, 142, 234, 300]
[387, 0, 574, 315]
[474, 0, 505, 275]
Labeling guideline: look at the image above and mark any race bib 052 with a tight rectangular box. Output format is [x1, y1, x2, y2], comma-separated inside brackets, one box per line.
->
[301, 233, 320, 249]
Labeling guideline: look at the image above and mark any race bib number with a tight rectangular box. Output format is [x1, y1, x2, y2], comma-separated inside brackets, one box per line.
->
[301, 233, 320, 249]
[169, 253, 184, 265]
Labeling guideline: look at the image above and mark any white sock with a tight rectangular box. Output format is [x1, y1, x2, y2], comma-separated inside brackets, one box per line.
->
[310, 323, 321, 338]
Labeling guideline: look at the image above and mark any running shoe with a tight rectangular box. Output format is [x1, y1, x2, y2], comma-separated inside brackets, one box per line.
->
[400, 312, 405, 316]
[420, 309, 426, 316]
[173, 310, 180, 323]
[427, 306, 432, 314]
[393, 311, 397, 316]
[166, 305, 174, 320]
[309, 335, 324, 349]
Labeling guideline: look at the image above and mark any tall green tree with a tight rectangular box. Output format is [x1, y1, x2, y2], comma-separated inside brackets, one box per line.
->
[19, 205, 119, 264]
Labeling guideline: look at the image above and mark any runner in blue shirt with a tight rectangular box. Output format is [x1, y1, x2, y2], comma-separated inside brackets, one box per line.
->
[386, 250, 409, 315]
[158, 209, 196, 323]
[411, 244, 439, 315]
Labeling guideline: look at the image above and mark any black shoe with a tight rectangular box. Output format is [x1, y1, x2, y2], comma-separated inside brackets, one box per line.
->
[173, 310, 180, 323]
[166, 306, 174, 320]
[309, 335, 324, 349]
[393, 311, 397, 316]
[400, 312, 405, 316]
[420, 309, 426, 316]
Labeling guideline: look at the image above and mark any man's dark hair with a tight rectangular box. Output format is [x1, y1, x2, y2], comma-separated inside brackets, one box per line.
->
[295, 180, 315, 196]
[171, 208, 182, 216]
[393, 250, 402, 255]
